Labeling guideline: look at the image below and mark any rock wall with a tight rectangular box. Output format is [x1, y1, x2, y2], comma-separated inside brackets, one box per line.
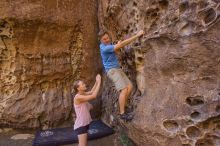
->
[0, 0, 101, 129]
[99, 0, 220, 146]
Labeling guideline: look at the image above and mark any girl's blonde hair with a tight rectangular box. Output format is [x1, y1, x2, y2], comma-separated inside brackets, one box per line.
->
[73, 80, 81, 92]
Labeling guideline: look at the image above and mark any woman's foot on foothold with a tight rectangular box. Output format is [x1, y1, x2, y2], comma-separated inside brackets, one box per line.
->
[119, 113, 133, 122]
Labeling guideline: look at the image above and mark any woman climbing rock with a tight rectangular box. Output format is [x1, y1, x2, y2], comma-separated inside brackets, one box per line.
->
[99, 30, 144, 121]
[73, 74, 101, 146]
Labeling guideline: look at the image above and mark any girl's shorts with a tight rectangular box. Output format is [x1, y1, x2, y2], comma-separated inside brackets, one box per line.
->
[74, 124, 90, 135]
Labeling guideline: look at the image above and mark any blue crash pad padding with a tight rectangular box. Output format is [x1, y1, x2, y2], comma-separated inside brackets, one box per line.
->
[32, 120, 114, 146]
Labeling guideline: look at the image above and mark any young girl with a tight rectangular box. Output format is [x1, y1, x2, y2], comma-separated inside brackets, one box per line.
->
[73, 74, 101, 146]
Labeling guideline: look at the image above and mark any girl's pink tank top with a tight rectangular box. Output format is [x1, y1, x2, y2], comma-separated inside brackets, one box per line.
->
[74, 95, 92, 130]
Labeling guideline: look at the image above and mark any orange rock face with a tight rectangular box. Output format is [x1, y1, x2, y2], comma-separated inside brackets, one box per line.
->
[99, 0, 220, 146]
[0, 0, 101, 129]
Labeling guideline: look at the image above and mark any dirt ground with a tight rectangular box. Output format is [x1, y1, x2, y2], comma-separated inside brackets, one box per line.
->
[0, 128, 134, 146]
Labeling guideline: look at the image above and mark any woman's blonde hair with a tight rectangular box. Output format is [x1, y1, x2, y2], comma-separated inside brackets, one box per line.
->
[73, 80, 81, 92]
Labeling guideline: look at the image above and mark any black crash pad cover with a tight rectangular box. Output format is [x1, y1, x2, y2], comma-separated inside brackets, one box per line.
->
[32, 120, 114, 146]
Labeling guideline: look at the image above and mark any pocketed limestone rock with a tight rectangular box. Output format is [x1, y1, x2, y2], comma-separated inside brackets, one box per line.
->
[99, 0, 220, 145]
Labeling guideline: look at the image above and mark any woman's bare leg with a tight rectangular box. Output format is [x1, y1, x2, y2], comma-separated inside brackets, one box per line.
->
[78, 133, 88, 146]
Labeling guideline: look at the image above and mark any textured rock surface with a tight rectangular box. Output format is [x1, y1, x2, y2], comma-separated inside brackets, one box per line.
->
[99, 0, 220, 146]
[0, 0, 101, 129]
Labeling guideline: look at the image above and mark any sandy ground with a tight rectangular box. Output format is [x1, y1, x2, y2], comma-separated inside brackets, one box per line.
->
[0, 128, 130, 146]
[0, 129, 34, 146]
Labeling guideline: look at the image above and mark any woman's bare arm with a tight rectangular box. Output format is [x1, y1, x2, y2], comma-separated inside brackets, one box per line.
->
[76, 75, 101, 103]
[85, 80, 97, 95]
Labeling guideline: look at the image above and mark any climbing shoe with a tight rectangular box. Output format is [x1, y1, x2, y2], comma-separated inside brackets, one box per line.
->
[119, 113, 133, 122]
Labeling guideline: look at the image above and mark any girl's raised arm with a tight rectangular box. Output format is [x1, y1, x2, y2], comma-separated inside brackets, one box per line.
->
[76, 74, 101, 103]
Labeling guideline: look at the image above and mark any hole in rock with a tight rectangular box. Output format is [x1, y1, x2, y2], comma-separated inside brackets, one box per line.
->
[190, 111, 201, 120]
[0, 20, 7, 27]
[186, 119, 194, 125]
[198, 1, 209, 9]
[151, 1, 157, 5]
[217, 4, 220, 11]
[186, 96, 204, 106]
[146, 8, 159, 19]
[137, 57, 144, 63]
[212, 0, 220, 3]
[136, 48, 142, 54]
[134, 42, 139, 46]
[216, 123, 220, 131]
[186, 126, 201, 138]
[216, 105, 220, 113]
[203, 8, 216, 24]
[124, 29, 129, 34]
[163, 120, 179, 132]
[130, 10, 135, 17]
[182, 144, 191, 146]
[133, 2, 137, 6]
[159, 0, 169, 9]
[135, 14, 140, 20]
[180, 134, 187, 139]
[151, 12, 158, 18]
[195, 139, 215, 146]
[179, 23, 194, 36]
[126, 25, 130, 30]
[179, 1, 189, 13]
